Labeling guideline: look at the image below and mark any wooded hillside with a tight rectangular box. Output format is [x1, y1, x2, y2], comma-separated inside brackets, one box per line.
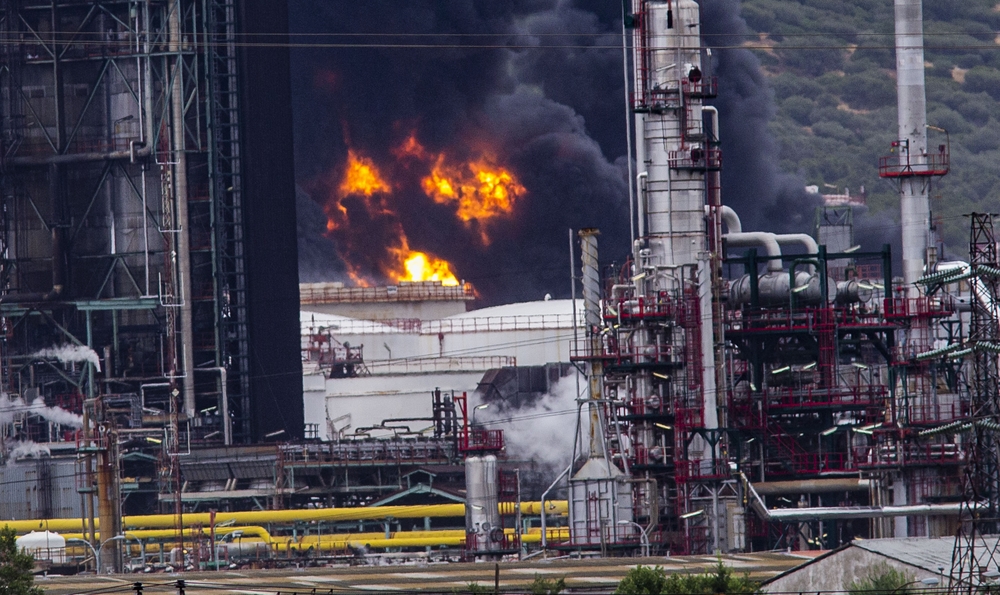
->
[740, 0, 1000, 255]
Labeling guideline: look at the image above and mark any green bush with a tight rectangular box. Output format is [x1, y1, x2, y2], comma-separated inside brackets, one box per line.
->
[614, 561, 761, 595]
[530, 575, 566, 595]
[615, 565, 669, 595]
[783, 96, 816, 125]
[846, 564, 913, 595]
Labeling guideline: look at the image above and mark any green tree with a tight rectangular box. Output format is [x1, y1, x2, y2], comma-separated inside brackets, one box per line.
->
[615, 565, 668, 595]
[615, 561, 761, 595]
[530, 574, 566, 595]
[846, 564, 913, 595]
[0, 527, 43, 595]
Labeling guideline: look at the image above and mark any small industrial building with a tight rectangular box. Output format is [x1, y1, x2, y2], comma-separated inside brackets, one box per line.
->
[301, 286, 580, 439]
[763, 536, 989, 592]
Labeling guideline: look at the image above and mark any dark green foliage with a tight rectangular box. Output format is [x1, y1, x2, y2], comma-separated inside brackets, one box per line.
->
[0, 527, 42, 595]
[530, 575, 566, 595]
[741, 0, 1000, 257]
[782, 96, 815, 126]
[846, 564, 913, 595]
[840, 72, 896, 111]
[615, 565, 669, 595]
[963, 67, 1000, 101]
[614, 561, 761, 595]
[463, 582, 492, 595]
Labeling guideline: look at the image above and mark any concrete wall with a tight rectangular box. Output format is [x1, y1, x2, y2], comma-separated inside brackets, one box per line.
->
[764, 546, 941, 593]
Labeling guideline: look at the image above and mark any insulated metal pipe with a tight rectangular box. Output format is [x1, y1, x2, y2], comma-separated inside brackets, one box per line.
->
[751, 479, 871, 496]
[170, 0, 196, 417]
[724, 233, 783, 272]
[704, 204, 741, 234]
[742, 473, 961, 521]
[774, 233, 819, 257]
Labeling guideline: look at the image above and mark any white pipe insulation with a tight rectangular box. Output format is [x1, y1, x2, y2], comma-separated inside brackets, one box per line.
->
[774, 233, 819, 257]
[741, 473, 964, 522]
[723, 232, 783, 272]
[707, 205, 742, 234]
[712, 206, 819, 273]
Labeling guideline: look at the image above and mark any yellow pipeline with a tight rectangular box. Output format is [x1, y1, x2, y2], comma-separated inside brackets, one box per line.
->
[60, 526, 275, 544]
[0, 501, 568, 534]
[60, 526, 571, 553]
[280, 527, 569, 551]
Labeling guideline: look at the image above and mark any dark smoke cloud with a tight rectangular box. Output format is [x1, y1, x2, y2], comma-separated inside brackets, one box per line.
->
[701, 0, 901, 259]
[700, 0, 822, 233]
[296, 186, 346, 283]
[290, 1, 630, 305]
[292, 1, 886, 304]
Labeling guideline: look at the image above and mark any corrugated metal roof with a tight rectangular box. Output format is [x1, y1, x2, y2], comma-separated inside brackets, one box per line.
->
[854, 535, 1000, 578]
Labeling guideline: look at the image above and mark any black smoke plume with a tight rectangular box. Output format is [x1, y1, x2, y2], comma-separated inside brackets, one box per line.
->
[700, 0, 822, 233]
[291, 1, 857, 305]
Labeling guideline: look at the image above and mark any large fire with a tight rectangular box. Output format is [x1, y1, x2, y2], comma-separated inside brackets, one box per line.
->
[322, 134, 525, 287]
[391, 240, 459, 286]
[421, 155, 524, 233]
[340, 149, 391, 197]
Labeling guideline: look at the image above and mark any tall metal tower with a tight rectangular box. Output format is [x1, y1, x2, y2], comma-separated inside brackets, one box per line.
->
[0, 0, 302, 456]
[949, 213, 1000, 595]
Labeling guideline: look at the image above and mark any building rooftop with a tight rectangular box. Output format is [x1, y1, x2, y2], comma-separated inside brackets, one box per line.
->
[300, 281, 475, 305]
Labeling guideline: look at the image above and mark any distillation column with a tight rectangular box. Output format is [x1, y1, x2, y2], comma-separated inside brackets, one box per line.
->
[632, 0, 721, 551]
[634, 0, 718, 432]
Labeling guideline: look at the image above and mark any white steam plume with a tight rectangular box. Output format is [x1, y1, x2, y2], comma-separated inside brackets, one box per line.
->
[0, 395, 83, 428]
[8, 441, 51, 460]
[35, 344, 101, 372]
[478, 371, 588, 475]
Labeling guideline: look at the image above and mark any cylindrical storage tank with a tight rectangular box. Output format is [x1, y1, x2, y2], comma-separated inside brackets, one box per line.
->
[16, 530, 66, 563]
[729, 272, 834, 307]
[218, 540, 271, 562]
[835, 280, 874, 305]
[464, 455, 502, 552]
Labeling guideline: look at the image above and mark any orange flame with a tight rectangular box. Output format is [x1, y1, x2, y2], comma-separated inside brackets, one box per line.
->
[327, 145, 461, 287]
[393, 134, 429, 161]
[339, 149, 391, 197]
[421, 155, 524, 224]
[392, 246, 459, 286]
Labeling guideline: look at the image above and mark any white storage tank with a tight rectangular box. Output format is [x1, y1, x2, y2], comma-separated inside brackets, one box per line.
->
[16, 530, 66, 563]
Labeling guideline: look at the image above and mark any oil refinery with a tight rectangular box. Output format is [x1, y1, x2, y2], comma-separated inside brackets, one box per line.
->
[1, 0, 998, 580]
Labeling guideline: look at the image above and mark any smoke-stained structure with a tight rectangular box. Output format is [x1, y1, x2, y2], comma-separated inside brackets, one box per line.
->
[291, 1, 837, 307]
[0, 0, 302, 473]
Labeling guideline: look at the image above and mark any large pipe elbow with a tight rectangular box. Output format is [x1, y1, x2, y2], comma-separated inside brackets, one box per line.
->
[774, 233, 818, 256]
[704, 205, 742, 234]
[774, 233, 819, 273]
[724, 232, 783, 272]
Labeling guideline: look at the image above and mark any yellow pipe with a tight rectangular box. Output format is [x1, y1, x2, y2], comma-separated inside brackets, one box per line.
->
[60, 526, 571, 553]
[0, 501, 568, 534]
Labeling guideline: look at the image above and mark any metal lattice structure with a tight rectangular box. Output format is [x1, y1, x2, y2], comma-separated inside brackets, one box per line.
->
[0, 0, 259, 440]
[950, 213, 1000, 595]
